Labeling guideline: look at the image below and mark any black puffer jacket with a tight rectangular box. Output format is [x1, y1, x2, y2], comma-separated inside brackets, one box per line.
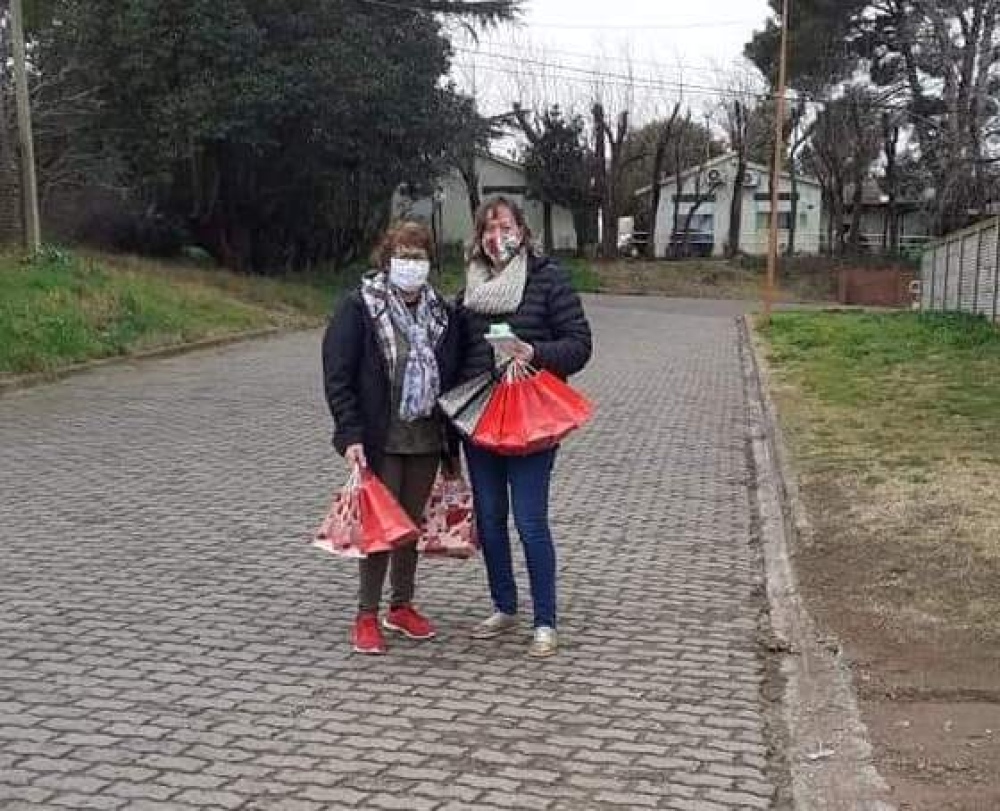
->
[456, 255, 592, 383]
[322, 286, 461, 474]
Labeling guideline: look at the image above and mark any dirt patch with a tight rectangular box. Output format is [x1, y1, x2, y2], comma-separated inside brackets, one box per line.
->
[780, 427, 1000, 810]
[755, 310, 1000, 810]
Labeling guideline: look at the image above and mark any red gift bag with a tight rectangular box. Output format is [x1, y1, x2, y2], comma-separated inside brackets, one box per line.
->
[314, 467, 418, 558]
[314, 467, 364, 558]
[472, 362, 594, 456]
[357, 469, 419, 553]
[533, 369, 594, 427]
[418, 474, 479, 559]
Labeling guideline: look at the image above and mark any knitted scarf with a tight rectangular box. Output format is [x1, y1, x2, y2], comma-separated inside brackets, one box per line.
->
[463, 250, 528, 315]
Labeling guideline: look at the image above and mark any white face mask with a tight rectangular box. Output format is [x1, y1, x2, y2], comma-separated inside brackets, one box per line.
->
[388, 257, 430, 292]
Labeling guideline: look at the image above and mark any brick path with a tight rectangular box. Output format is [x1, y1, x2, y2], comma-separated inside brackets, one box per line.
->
[0, 297, 777, 810]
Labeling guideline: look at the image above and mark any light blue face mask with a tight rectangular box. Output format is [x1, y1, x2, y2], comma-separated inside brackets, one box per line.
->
[389, 257, 430, 292]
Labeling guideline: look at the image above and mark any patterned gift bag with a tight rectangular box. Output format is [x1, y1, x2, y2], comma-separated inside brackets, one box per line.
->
[417, 474, 478, 559]
[313, 466, 364, 558]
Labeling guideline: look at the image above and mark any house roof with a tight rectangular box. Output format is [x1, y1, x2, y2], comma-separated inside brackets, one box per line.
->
[635, 151, 821, 196]
[478, 151, 525, 173]
[843, 179, 926, 208]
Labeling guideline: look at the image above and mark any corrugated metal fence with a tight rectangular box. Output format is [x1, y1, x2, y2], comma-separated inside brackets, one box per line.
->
[920, 217, 1000, 321]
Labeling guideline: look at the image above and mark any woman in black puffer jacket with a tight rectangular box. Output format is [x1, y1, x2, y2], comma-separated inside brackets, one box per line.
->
[455, 196, 592, 658]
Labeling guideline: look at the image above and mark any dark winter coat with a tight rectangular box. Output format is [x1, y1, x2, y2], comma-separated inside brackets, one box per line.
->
[456, 255, 593, 383]
[322, 286, 461, 475]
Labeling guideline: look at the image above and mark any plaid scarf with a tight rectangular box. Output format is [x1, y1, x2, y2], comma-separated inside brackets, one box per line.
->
[361, 271, 446, 421]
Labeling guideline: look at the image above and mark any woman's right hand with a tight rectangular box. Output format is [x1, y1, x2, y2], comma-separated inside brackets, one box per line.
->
[345, 443, 367, 469]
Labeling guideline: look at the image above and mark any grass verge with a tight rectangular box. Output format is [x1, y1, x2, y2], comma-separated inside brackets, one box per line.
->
[0, 247, 345, 376]
[757, 309, 1000, 808]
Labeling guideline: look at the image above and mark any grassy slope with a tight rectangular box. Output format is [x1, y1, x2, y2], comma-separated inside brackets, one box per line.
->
[1, 248, 601, 377]
[0, 248, 343, 375]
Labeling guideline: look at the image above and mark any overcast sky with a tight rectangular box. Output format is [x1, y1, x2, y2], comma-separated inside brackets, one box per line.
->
[451, 0, 775, 134]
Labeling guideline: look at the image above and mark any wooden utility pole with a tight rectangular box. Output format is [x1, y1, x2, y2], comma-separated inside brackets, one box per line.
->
[763, 0, 790, 322]
[11, 0, 41, 253]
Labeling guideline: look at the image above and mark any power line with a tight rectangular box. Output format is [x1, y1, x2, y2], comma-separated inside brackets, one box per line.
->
[527, 19, 763, 31]
[454, 48, 767, 99]
[461, 42, 733, 78]
[456, 49, 970, 120]
[454, 62, 757, 101]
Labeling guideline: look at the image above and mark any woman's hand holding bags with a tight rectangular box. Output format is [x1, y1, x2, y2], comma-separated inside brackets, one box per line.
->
[314, 466, 419, 558]
[467, 360, 594, 456]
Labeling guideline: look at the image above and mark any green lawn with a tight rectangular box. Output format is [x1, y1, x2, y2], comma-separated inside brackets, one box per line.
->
[757, 309, 1000, 640]
[0, 248, 343, 375]
[759, 311, 1000, 468]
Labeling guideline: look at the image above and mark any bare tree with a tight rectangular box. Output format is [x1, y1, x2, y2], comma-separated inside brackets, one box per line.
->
[803, 88, 880, 255]
[714, 63, 769, 257]
[643, 102, 682, 257]
[592, 101, 631, 257]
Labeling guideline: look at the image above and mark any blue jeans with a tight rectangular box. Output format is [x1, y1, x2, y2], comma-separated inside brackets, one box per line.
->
[464, 444, 558, 629]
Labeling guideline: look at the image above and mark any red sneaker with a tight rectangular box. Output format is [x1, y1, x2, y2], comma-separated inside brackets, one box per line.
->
[351, 612, 387, 655]
[383, 605, 437, 640]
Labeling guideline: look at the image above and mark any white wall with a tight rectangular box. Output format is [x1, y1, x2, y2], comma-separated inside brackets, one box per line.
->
[392, 156, 577, 253]
[652, 157, 824, 257]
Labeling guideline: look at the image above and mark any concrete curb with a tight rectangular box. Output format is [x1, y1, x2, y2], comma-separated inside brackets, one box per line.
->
[0, 326, 303, 398]
[738, 314, 897, 811]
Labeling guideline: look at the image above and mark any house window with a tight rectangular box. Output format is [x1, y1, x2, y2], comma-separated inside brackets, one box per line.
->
[756, 212, 793, 231]
[689, 213, 714, 233]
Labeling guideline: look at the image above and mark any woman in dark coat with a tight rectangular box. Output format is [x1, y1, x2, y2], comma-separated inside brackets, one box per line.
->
[456, 197, 592, 658]
[322, 221, 460, 655]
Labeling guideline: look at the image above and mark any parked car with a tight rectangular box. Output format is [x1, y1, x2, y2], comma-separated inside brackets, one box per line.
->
[668, 230, 714, 258]
[618, 231, 650, 257]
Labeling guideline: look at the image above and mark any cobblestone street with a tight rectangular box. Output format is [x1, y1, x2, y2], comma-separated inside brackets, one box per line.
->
[1, 296, 778, 810]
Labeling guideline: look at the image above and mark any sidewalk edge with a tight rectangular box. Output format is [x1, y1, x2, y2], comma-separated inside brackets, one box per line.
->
[738, 314, 896, 811]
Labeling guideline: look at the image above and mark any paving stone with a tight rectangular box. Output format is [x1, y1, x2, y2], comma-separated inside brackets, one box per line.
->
[0, 298, 779, 809]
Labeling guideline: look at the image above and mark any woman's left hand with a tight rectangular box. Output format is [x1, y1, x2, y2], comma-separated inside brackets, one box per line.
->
[504, 337, 534, 364]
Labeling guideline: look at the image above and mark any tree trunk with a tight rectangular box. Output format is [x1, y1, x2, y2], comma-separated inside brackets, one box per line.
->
[669, 114, 690, 258]
[592, 104, 609, 257]
[571, 206, 591, 256]
[603, 150, 619, 259]
[543, 200, 554, 255]
[725, 100, 746, 259]
[883, 118, 900, 253]
[786, 164, 798, 257]
[458, 159, 480, 221]
[728, 155, 746, 258]
[823, 188, 835, 255]
[848, 173, 864, 255]
[647, 181, 663, 259]
[646, 104, 680, 259]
